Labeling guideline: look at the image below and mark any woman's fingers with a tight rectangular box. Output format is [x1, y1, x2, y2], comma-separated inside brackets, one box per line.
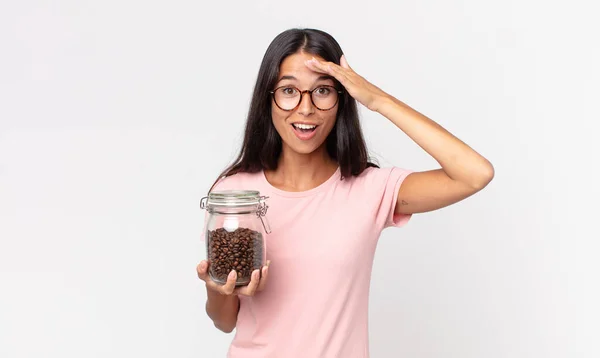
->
[197, 260, 210, 281]
[305, 57, 355, 93]
[197, 260, 271, 297]
[197, 261, 236, 295]
[235, 269, 260, 296]
[305, 58, 348, 82]
[220, 270, 237, 295]
[304, 55, 387, 112]
[257, 261, 270, 292]
[340, 54, 351, 70]
[304, 57, 335, 76]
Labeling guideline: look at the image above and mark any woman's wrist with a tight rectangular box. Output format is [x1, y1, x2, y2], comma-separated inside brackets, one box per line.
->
[205, 284, 240, 332]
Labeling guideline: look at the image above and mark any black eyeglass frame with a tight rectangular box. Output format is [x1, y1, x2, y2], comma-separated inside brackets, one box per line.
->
[268, 85, 343, 111]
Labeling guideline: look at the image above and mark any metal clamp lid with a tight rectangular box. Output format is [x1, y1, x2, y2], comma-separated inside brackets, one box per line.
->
[257, 196, 271, 234]
[200, 190, 271, 234]
[200, 190, 261, 208]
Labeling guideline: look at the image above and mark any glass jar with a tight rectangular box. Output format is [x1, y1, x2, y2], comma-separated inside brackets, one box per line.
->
[200, 190, 271, 286]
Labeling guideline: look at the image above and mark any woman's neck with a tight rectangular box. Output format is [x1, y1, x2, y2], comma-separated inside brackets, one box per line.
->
[265, 146, 338, 192]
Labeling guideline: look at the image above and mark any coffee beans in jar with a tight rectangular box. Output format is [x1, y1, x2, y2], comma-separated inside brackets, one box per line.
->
[201, 190, 271, 287]
[207, 227, 264, 285]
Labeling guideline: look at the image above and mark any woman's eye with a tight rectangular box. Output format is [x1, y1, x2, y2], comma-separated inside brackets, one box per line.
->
[282, 87, 297, 95]
[316, 87, 331, 96]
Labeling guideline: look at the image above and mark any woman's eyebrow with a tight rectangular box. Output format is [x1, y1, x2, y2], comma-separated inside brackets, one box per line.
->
[278, 75, 297, 82]
[315, 75, 334, 82]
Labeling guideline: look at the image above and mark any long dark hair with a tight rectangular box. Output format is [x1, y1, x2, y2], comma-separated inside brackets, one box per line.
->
[209, 28, 378, 192]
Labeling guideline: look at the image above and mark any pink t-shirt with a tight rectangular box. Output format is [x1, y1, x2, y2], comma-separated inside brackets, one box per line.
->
[208, 166, 412, 358]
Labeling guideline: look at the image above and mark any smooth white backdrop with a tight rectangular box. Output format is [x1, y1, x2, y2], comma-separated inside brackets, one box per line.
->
[1, 1, 598, 357]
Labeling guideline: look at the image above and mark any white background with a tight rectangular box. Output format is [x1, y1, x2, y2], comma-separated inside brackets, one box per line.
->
[1, 0, 598, 357]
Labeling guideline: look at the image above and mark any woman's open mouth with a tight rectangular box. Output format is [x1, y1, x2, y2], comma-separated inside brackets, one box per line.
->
[291, 123, 319, 141]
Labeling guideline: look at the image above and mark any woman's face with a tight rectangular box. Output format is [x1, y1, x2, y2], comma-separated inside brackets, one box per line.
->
[270, 52, 339, 156]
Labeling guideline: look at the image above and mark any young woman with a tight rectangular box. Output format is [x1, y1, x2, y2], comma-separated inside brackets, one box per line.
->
[197, 28, 494, 357]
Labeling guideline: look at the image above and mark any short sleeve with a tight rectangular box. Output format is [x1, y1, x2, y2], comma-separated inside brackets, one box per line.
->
[377, 166, 413, 230]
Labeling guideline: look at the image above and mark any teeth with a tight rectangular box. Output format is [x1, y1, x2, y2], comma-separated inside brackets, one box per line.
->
[293, 123, 317, 130]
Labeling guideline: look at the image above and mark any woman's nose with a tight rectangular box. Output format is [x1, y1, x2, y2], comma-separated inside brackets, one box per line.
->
[297, 92, 315, 116]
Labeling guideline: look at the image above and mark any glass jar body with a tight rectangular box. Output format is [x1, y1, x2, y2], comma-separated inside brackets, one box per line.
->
[205, 205, 267, 286]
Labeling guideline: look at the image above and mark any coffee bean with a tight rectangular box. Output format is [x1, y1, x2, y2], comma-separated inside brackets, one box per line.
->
[207, 227, 264, 286]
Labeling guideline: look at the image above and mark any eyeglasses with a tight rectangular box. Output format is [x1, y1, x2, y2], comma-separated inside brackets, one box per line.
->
[269, 85, 342, 111]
